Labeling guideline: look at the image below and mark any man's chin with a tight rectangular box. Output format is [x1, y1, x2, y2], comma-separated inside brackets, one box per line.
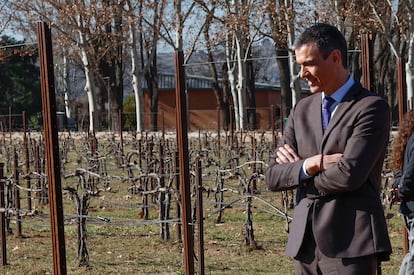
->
[309, 88, 322, 94]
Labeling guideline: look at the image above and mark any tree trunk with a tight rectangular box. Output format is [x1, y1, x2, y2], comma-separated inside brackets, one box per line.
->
[246, 58, 257, 130]
[284, 0, 302, 109]
[221, 63, 231, 130]
[146, 50, 159, 131]
[113, 1, 124, 132]
[127, 0, 145, 131]
[226, 37, 240, 131]
[204, 9, 230, 130]
[276, 48, 292, 120]
[236, 37, 247, 130]
[406, 32, 414, 110]
[81, 47, 98, 133]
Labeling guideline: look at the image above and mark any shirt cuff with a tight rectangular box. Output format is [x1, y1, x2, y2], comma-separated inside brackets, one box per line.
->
[300, 159, 312, 182]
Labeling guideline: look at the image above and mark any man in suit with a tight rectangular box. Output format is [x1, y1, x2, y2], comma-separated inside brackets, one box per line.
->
[265, 23, 392, 274]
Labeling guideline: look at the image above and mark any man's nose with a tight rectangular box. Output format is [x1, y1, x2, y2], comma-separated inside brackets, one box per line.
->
[299, 66, 308, 78]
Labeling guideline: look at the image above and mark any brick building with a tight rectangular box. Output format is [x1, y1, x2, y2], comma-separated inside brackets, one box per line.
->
[143, 74, 307, 131]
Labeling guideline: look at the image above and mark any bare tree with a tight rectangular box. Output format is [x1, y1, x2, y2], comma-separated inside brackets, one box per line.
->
[195, 0, 232, 129]
[0, 1, 13, 35]
[368, 0, 414, 111]
[99, 0, 124, 132]
[260, 0, 301, 120]
[220, 0, 265, 130]
[8, 0, 125, 133]
[315, 0, 410, 120]
[126, 0, 165, 132]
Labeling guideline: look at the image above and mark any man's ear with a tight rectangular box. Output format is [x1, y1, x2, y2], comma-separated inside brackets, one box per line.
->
[331, 49, 341, 64]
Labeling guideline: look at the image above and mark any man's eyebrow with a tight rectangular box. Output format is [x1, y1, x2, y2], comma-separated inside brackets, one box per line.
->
[299, 58, 315, 66]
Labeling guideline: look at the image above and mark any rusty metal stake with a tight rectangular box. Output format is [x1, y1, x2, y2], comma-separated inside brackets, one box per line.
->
[175, 152, 182, 243]
[361, 33, 374, 92]
[23, 111, 32, 211]
[397, 58, 407, 127]
[13, 148, 21, 237]
[8, 107, 12, 141]
[195, 157, 205, 275]
[0, 163, 7, 266]
[37, 21, 67, 275]
[174, 50, 194, 275]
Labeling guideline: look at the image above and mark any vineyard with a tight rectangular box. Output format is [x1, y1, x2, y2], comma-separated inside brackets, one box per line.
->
[0, 130, 405, 274]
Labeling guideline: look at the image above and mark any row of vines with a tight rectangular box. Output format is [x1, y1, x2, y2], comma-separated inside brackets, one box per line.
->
[0, 130, 392, 272]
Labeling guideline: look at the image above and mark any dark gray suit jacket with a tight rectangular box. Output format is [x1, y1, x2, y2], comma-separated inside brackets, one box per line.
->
[265, 81, 392, 261]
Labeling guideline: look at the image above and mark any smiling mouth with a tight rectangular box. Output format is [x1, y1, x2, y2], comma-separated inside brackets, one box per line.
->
[307, 79, 317, 87]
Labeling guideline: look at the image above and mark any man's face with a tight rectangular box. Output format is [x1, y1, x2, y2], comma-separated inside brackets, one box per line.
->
[295, 42, 338, 95]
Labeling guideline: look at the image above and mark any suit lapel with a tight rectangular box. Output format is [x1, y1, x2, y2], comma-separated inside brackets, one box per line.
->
[311, 95, 324, 147]
[322, 82, 362, 138]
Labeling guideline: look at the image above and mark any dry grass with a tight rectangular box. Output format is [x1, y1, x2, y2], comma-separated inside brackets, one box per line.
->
[1, 191, 405, 275]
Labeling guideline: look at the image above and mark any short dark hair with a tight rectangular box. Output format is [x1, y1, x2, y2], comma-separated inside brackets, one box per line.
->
[294, 23, 348, 68]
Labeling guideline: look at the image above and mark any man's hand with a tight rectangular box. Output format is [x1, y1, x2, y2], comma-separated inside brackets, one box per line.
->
[305, 153, 342, 176]
[275, 144, 300, 164]
[304, 154, 323, 176]
[322, 153, 342, 170]
[275, 144, 342, 177]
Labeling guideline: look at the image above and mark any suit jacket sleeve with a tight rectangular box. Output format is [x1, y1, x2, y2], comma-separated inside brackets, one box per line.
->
[312, 96, 390, 195]
[265, 104, 305, 192]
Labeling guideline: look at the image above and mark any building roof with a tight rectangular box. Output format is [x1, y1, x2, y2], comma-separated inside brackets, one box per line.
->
[152, 73, 281, 90]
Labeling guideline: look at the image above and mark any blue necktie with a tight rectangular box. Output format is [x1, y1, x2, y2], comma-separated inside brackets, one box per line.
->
[322, 96, 335, 131]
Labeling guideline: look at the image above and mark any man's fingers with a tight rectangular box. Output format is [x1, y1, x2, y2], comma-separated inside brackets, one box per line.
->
[283, 144, 300, 161]
[276, 145, 299, 163]
[276, 150, 289, 163]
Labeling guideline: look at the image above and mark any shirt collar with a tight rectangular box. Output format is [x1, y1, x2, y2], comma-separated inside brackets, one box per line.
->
[322, 75, 354, 103]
